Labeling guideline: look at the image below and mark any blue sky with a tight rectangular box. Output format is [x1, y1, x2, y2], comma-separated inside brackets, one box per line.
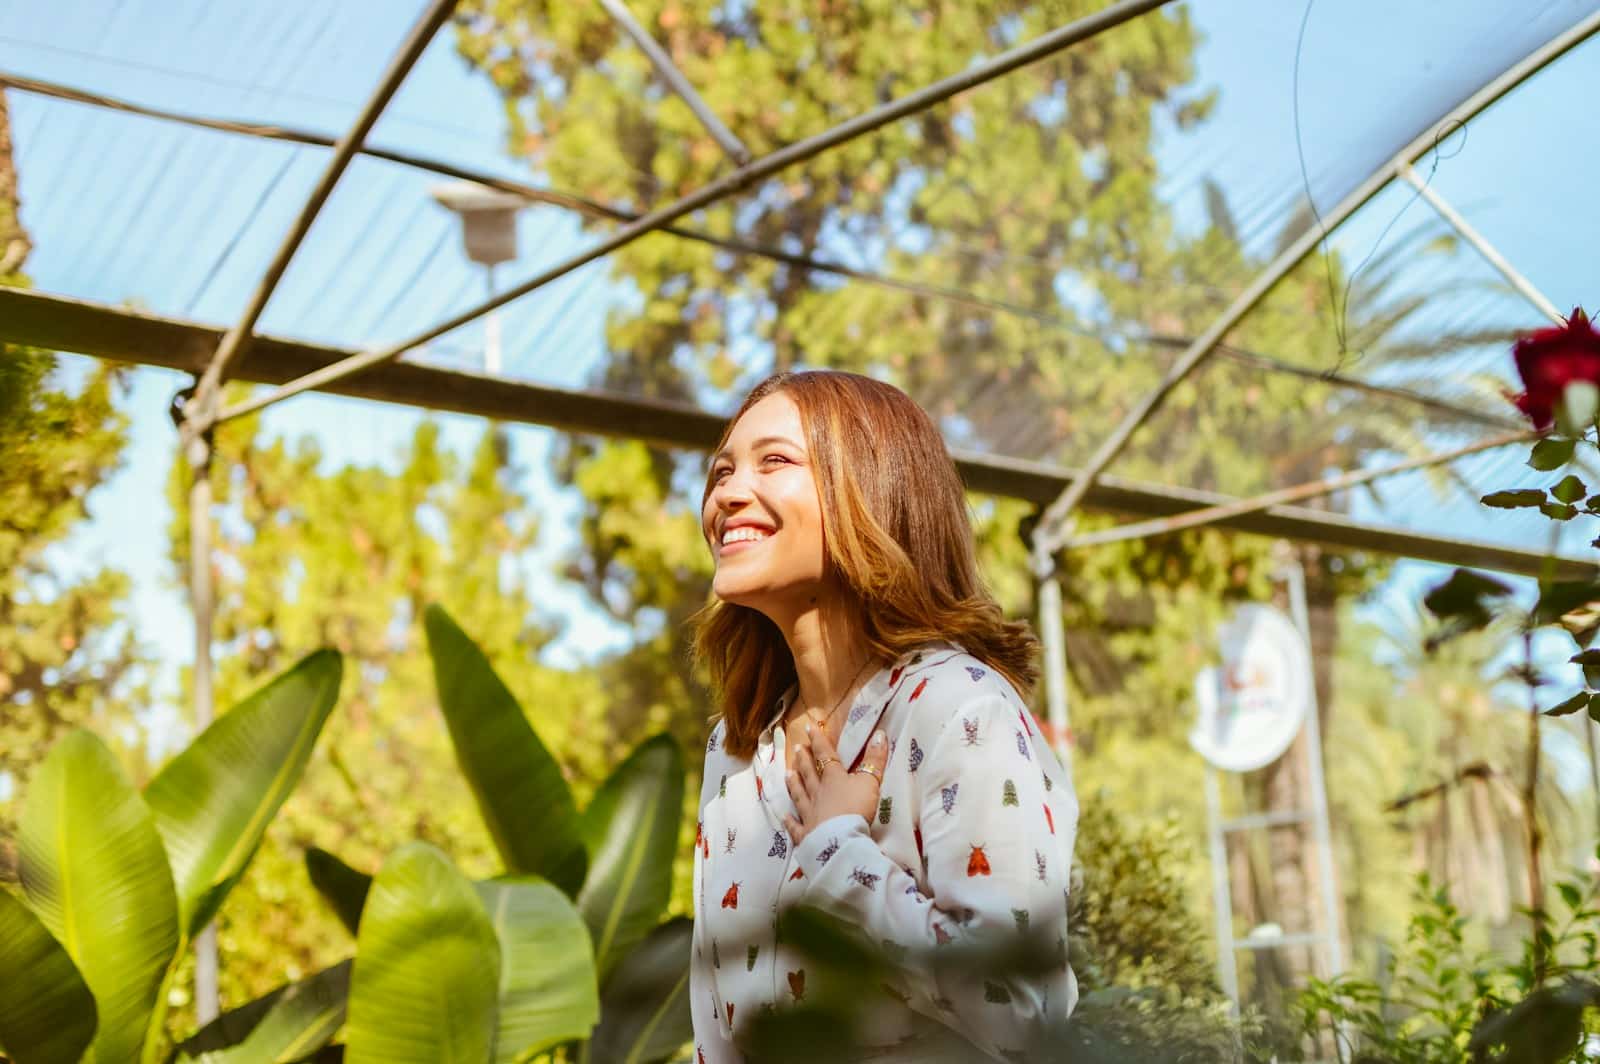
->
[5, 0, 1600, 780]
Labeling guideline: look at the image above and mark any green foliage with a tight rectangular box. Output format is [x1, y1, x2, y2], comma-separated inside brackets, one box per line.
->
[0, 350, 149, 848]
[424, 604, 588, 895]
[0, 884, 98, 1064]
[17, 731, 179, 1064]
[1070, 800, 1220, 999]
[1295, 869, 1600, 1064]
[160, 412, 620, 1016]
[344, 843, 503, 1063]
[0, 652, 341, 1064]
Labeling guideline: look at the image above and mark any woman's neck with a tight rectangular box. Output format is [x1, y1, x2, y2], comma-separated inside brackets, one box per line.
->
[777, 588, 874, 718]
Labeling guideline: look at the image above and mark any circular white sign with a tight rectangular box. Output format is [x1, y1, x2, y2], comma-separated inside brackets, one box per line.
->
[1188, 604, 1311, 773]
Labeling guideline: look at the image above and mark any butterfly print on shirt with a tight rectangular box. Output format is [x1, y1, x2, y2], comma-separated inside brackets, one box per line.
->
[849, 867, 881, 890]
[907, 738, 924, 772]
[817, 838, 840, 865]
[941, 783, 960, 815]
[768, 831, 788, 858]
[721, 882, 740, 909]
[961, 717, 982, 747]
[1002, 779, 1019, 807]
[1015, 729, 1031, 760]
[965, 666, 987, 681]
[910, 678, 929, 701]
[725, 829, 738, 854]
[967, 845, 992, 877]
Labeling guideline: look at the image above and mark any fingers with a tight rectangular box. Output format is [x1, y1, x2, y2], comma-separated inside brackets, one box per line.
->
[786, 767, 813, 822]
[853, 729, 888, 790]
[794, 741, 820, 795]
[809, 723, 846, 778]
[784, 813, 807, 845]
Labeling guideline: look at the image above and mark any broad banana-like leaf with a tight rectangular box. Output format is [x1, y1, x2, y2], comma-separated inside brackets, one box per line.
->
[424, 605, 585, 894]
[582, 918, 694, 1064]
[18, 730, 180, 1064]
[474, 877, 599, 1062]
[577, 734, 684, 980]
[174, 960, 351, 1064]
[305, 847, 372, 937]
[0, 888, 97, 1064]
[146, 649, 343, 938]
[344, 843, 501, 1064]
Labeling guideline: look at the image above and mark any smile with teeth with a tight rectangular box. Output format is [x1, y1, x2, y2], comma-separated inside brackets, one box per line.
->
[722, 527, 773, 546]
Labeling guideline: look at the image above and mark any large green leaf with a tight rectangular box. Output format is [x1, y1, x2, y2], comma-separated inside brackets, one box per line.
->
[145, 650, 343, 939]
[305, 847, 372, 937]
[474, 878, 599, 1062]
[423, 605, 586, 893]
[583, 918, 694, 1064]
[17, 730, 180, 1064]
[345, 843, 501, 1064]
[576, 735, 684, 980]
[0, 888, 97, 1064]
[175, 961, 351, 1064]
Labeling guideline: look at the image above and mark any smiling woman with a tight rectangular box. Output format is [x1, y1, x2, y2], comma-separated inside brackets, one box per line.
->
[687, 371, 1078, 1063]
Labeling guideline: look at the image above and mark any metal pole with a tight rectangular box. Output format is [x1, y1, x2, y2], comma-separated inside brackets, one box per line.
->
[1029, 5, 1600, 558]
[188, 0, 459, 427]
[1284, 560, 1345, 979]
[1064, 428, 1533, 550]
[214, 0, 1179, 424]
[1205, 764, 1242, 1004]
[1398, 164, 1565, 326]
[185, 428, 220, 1022]
[1035, 566, 1072, 764]
[484, 263, 501, 375]
[593, 0, 750, 164]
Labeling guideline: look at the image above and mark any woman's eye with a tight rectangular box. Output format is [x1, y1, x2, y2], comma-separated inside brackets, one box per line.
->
[763, 454, 791, 466]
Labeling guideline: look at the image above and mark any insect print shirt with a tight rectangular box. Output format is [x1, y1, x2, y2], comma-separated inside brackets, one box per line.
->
[690, 642, 1080, 1063]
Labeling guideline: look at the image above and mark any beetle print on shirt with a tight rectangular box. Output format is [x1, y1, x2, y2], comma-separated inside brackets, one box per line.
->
[690, 641, 1080, 1063]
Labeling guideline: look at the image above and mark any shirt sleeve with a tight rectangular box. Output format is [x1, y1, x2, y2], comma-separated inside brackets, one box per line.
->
[691, 726, 743, 1064]
[787, 693, 1072, 1060]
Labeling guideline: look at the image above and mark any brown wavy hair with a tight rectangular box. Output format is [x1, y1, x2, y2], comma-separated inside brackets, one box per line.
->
[692, 371, 1039, 758]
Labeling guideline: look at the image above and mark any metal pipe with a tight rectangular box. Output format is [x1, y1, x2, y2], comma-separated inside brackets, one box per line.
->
[1035, 571, 1072, 764]
[0, 70, 1523, 433]
[6, 284, 1593, 580]
[188, 0, 459, 424]
[1398, 163, 1566, 326]
[1064, 428, 1534, 550]
[1284, 560, 1345, 980]
[184, 430, 219, 1021]
[593, 0, 750, 164]
[1029, 6, 1600, 562]
[212, 0, 1178, 423]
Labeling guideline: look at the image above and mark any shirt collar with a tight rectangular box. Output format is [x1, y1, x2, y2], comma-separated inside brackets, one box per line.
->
[761, 641, 961, 767]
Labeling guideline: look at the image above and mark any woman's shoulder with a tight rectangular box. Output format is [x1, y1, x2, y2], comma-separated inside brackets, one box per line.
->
[890, 642, 1024, 724]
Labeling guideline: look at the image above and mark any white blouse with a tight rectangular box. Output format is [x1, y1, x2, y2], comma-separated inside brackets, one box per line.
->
[691, 642, 1080, 1062]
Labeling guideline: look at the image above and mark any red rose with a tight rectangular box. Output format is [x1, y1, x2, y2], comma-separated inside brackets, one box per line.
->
[1511, 308, 1600, 430]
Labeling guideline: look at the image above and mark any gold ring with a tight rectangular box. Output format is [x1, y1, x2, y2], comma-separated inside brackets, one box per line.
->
[815, 755, 840, 773]
[856, 763, 882, 781]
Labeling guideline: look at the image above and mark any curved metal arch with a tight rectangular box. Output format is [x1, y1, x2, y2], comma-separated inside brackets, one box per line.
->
[1029, 5, 1600, 570]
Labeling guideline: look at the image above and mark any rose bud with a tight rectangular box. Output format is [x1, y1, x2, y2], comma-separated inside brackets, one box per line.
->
[1511, 307, 1600, 431]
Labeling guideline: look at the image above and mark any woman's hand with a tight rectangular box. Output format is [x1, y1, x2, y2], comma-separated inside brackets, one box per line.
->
[784, 724, 889, 846]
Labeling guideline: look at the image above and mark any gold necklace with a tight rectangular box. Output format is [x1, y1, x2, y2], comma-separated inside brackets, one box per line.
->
[801, 656, 876, 731]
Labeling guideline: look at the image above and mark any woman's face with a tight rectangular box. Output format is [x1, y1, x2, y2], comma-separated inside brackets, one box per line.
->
[702, 391, 828, 614]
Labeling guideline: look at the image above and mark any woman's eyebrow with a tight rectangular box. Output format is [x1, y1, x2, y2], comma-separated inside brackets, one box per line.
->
[709, 434, 804, 466]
